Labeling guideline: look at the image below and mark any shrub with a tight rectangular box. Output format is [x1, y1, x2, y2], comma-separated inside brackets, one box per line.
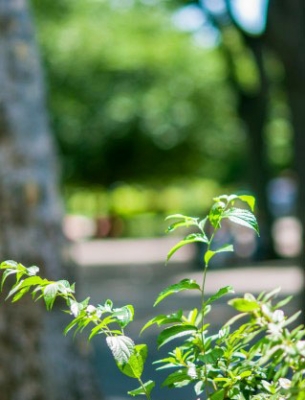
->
[0, 194, 304, 399]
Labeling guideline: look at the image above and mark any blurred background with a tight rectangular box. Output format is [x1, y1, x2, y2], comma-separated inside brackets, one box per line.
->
[0, 0, 304, 399]
[36, 0, 303, 258]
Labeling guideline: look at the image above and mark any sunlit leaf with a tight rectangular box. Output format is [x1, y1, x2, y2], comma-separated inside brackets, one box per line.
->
[113, 305, 134, 328]
[6, 276, 45, 301]
[128, 380, 155, 397]
[204, 244, 234, 266]
[117, 344, 147, 379]
[199, 347, 224, 364]
[161, 370, 191, 388]
[106, 335, 135, 365]
[26, 266, 40, 276]
[238, 195, 256, 211]
[157, 324, 197, 348]
[43, 282, 59, 310]
[210, 388, 225, 400]
[228, 298, 260, 312]
[166, 219, 199, 233]
[89, 316, 116, 340]
[141, 310, 183, 334]
[166, 234, 208, 263]
[205, 286, 234, 306]
[223, 208, 259, 234]
[154, 279, 200, 306]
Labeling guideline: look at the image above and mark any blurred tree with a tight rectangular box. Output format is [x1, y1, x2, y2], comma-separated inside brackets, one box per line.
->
[187, 0, 304, 260]
[0, 1, 102, 399]
[32, 0, 246, 187]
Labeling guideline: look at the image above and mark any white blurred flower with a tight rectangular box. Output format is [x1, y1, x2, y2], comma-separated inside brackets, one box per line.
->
[279, 378, 291, 389]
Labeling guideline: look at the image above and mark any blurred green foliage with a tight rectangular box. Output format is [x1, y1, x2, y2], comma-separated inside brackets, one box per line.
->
[32, 0, 246, 186]
[30, 0, 293, 238]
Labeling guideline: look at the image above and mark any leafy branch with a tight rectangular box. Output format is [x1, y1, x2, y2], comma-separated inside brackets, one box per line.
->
[1, 194, 304, 399]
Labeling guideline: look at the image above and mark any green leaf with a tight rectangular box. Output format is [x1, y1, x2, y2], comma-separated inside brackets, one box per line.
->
[1, 269, 19, 291]
[106, 335, 135, 365]
[43, 282, 59, 310]
[282, 310, 302, 327]
[161, 370, 191, 388]
[273, 295, 293, 310]
[117, 344, 147, 379]
[239, 370, 252, 379]
[64, 314, 84, 336]
[141, 310, 183, 333]
[154, 279, 200, 306]
[238, 195, 256, 211]
[210, 388, 225, 400]
[204, 244, 234, 266]
[165, 218, 199, 233]
[113, 305, 134, 328]
[26, 266, 40, 276]
[205, 286, 234, 306]
[223, 208, 259, 234]
[88, 316, 116, 340]
[199, 347, 224, 364]
[167, 234, 208, 263]
[165, 214, 197, 222]
[11, 286, 32, 302]
[128, 380, 155, 397]
[157, 324, 197, 348]
[6, 276, 45, 301]
[228, 298, 260, 312]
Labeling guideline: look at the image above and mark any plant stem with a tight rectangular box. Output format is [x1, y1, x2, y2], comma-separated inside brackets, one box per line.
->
[138, 378, 151, 400]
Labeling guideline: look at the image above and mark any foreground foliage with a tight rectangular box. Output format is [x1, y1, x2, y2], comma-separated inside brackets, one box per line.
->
[1, 194, 304, 399]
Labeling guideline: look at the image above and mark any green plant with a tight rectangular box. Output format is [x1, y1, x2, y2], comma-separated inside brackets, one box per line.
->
[1, 194, 304, 399]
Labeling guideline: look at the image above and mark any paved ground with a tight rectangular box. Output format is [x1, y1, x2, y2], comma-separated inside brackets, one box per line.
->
[70, 238, 304, 400]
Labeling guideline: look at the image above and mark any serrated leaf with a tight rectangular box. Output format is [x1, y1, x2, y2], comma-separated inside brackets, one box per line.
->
[154, 279, 200, 306]
[205, 286, 234, 306]
[223, 208, 259, 234]
[228, 298, 260, 312]
[157, 324, 197, 348]
[117, 344, 147, 379]
[128, 380, 155, 397]
[106, 335, 135, 365]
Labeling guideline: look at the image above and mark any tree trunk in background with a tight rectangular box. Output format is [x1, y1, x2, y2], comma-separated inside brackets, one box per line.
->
[266, 0, 305, 312]
[0, 1, 103, 399]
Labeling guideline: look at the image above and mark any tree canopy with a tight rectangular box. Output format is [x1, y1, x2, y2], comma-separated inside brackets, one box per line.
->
[32, 0, 247, 186]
